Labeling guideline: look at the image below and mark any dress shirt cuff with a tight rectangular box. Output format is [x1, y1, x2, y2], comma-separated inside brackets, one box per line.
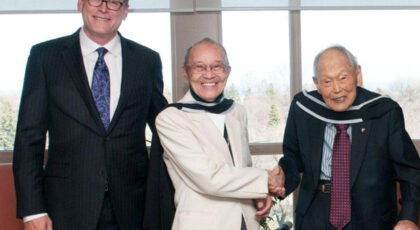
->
[23, 213, 48, 223]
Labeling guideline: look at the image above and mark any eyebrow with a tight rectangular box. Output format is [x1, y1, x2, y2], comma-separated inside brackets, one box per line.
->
[319, 69, 353, 78]
[191, 60, 225, 65]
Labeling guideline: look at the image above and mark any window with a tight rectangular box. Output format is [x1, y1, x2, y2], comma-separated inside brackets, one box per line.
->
[119, 12, 172, 102]
[301, 10, 420, 138]
[222, 11, 290, 143]
[0, 13, 171, 151]
[222, 11, 293, 229]
[0, 13, 82, 151]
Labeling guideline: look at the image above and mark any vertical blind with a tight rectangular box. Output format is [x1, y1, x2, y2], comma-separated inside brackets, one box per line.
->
[196, 0, 420, 11]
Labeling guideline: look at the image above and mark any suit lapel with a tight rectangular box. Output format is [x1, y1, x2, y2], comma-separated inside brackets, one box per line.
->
[188, 112, 234, 165]
[177, 92, 234, 165]
[225, 110, 242, 167]
[350, 121, 371, 188]
[107, 36, 145, 132]
[61, 31, 105, 134]
[309, 118, 326, 187]
[348, 89, 372, 188]
[107, 36, 129, 132]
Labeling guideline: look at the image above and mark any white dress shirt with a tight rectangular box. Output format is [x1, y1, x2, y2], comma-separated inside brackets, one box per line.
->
[80, 28, 122, 119]
[207, 113, 226, 135]
[24, 28, 123, 223]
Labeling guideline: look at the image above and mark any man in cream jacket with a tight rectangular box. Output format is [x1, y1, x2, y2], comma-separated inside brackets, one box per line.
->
[155, 38, 284, 230]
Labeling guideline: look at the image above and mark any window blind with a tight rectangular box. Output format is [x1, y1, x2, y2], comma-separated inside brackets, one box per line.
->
[196, 0, 420, 11]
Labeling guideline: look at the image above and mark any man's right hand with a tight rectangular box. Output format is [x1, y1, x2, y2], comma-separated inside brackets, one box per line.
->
[24, 216, 52, 230]
[268, 166, 286, 197]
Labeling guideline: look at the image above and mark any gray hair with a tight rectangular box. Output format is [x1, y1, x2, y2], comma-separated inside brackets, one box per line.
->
[183, 37, 231, 70]
[313, 45, 358, 78]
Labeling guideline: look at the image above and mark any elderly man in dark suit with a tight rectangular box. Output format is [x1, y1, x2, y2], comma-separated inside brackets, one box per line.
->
[278, 45, 420, 230]
[13, 0, 167, 229]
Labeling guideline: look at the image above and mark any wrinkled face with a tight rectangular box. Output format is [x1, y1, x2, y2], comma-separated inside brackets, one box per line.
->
[182, 42, 230, 102]
[313, 49, 363, 112]
[78, 0, 128, 45]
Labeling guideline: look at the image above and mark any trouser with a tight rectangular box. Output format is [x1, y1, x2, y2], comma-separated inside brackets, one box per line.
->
[241, 216, 247, 230]
[96, 192, 119, 230]
[300, 191, 352, 230]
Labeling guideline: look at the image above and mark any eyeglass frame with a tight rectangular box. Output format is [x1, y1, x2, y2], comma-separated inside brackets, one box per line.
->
[87, 0, 126, 11]
[186, 63, 230, 75]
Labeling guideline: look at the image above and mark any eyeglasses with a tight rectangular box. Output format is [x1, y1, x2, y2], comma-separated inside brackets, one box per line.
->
[187, 63, 228, 74]
[87, 0, 125, 11]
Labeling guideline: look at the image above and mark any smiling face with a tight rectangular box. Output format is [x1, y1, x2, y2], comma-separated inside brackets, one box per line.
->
[313, 48, 363, 112]
[182, 42, 230, 102]
[78, 0, 128, 45]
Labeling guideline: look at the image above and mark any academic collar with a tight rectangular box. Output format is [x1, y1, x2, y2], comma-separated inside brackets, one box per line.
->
[79, 27, 121, 58]
[189, 86, 225, 104]
[167, 89, 235, 114]
[295, 87, 399, 124]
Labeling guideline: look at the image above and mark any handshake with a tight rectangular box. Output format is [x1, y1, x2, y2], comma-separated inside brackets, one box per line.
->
[254, 166, 286, 219]
[267, 166, 285, 197]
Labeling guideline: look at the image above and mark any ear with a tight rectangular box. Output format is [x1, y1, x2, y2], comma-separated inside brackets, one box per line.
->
[225, 68, 231, 78]
[181, 67, 190, 85]
[77, 0, 83, 12]
[312, 76, 321, 93]
[355, 65, 363, 86]
[122, 4, 129, 20]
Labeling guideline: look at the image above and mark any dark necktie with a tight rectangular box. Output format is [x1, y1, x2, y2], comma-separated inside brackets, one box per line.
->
[91, 47, 110, 130]
[223, 125, 235, 165]
[330, 124, 351, 230]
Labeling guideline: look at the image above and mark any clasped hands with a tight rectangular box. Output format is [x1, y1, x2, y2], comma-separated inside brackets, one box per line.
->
[267, 166, 285, 197]
[254, 166, 286, 219]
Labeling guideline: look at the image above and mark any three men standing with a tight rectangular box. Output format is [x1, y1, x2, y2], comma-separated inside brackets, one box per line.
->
[12, 2, 420, 229]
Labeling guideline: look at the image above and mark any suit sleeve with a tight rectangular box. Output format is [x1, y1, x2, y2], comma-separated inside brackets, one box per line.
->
[155, 109, 268, 199]
[13, 46, 48, 218]
[147, 52, 168, 131]
[143, 51, 171, 230]
[388, 107, 420, 223]
[279, 99, 304, 198]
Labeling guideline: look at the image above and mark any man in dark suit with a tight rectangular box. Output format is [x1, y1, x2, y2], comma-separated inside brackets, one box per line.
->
[13, 0, 167, 229]
[279, 45, 420, 230]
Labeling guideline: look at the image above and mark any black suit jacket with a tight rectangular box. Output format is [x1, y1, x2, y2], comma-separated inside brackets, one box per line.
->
[280, 87, 420, 230]
[13, 30, 167, 230]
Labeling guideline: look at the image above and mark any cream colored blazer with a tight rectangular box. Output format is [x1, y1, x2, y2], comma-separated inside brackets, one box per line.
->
[156, 92, 269, 230]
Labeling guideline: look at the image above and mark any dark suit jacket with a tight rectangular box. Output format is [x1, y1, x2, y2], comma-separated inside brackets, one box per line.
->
[280, 87, 420, 230]
[13, 30, 167, 230]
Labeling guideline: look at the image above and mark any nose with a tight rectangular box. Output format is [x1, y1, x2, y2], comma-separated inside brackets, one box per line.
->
[201, 70, 215, 79]
[332, 79, 341, 93]
[202, 70, 216, 80]
[98, 0, 108, 12]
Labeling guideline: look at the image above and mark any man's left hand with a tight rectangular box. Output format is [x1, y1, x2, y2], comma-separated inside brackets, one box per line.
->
[254, 195, 273, 220]
[394, 220, 419, 230]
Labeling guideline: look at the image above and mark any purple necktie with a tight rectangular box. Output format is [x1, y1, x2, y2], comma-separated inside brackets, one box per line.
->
[330, 124, 351, 230]
[91, 47, 110, 130]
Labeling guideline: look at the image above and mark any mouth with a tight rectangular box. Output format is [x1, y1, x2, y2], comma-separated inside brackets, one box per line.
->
[332, 96, 346, 103]
[201, 82, 217, 86]
[93, 15, 110, 21]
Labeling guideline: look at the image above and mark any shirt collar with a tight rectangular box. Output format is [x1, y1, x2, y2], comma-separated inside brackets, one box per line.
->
[79, 27, 121, 58]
